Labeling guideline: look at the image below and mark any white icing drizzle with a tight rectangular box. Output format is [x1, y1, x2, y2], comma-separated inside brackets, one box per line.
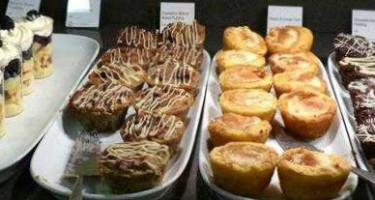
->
[334, 33, 375, 57]
[122, 113, 183, 140]
[116, 27, 165, 49]
[135, 86, 192, 114]
[99, 141, 170, 174]
[71, 83, 134, 113]
[357, 122, 375, 143]
[349, 80, 372, 93]
[340, 56, 375, 75]
[89, 63, 144, 87]
[147, 60, 199, 87]
[154, 45, 202, 67]
[162, 20, 203, 48]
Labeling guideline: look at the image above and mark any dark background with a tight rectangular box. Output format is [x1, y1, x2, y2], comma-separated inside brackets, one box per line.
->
[2, 0, 375, 58]
[1, 0, 375, 199]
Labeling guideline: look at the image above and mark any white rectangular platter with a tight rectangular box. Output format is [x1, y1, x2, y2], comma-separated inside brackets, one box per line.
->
[30, 51, 211, 200]
[0, 34, 99, 182]
[199, 52, 358, 200]
[328, 52, 371, 171]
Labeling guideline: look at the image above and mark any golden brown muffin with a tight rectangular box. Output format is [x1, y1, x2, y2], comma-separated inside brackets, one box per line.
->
[208, 113, 271, 146]
[219, 66, 273, 91]
[278, 90, 336, 140]
[222, 26, 267, 56]
[216, 50, 265, 72]
[219, 89, 277, 121]
[210, 142, 278, 197]
[266, 26, 313, 54]
[277, 148, 351, 200]
[268, 52, 320, 75]
[273, 71, 326, 96]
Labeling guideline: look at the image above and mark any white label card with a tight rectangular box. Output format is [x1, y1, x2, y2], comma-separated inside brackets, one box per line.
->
[65, 0, 101, 28]
[160, 2, 195, 30]
[352, 10, 375, 41]
[6, 0, 41, 19]
[267, 5, 303, 33]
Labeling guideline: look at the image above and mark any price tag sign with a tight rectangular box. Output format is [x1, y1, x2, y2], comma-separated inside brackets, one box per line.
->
[352, 9, 375, 41]
[160, 2, 195, 30]
[267, 5, 303, 33]
[65, 0, 101, 28]
[6, 0, 41, 19]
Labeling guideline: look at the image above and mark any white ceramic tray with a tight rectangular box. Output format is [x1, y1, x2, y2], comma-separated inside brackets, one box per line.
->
[30, 51, 211, 200]
[199, 52, 358, 200]
[328, 52, 371, 171]
[0, 34, 99, 182]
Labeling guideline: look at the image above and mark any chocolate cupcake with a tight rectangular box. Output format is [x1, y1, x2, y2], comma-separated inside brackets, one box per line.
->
[333, 33, 375, 61]
[21, 10, 53, 79]
[69, 82, 135, 132]
[0, 39, 23, 118]
[0, 16, 35, 95]
[98, 141, 170, 193]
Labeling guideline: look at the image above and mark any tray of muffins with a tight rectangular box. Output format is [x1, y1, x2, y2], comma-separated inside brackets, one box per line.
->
[30, 21, 210, 199]
[0, 10, 100, 181]
[328, 33, 375, 171]
[199, 26, 358, 200]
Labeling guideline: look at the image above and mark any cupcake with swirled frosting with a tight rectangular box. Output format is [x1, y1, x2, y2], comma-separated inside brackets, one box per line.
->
[1, 16, 35, 95]
[21, 10, 53, 79]
[0, 39, 23, 118]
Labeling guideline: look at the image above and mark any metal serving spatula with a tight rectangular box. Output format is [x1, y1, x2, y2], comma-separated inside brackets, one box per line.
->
[272, 121, 375, 185]
[64, 130, 100, 200]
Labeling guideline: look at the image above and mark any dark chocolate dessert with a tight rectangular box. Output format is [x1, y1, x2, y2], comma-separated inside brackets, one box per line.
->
[333, 33, 375, 61]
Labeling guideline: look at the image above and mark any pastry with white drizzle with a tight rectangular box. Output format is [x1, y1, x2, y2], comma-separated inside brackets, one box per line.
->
[98, 141, 170, 193]
[153, 44, 204, 69]
[146, 59, 200, 92]
[162, 20, 205, 49]
[69, 82, 135, 132]
[116, 26, 167, 49]
[88, 62, 145, 90]
[134, 85, 194, 118]
[338, 56, 375, 88]
[121, 113, 185, 151]
[333, 33, 375, 61]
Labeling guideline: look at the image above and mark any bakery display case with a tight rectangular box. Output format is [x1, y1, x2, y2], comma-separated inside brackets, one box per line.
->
[1, 0, 375, 200]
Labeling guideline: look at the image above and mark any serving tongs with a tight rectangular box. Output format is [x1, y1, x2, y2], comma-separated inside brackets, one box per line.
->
[272, 121, 375, 185]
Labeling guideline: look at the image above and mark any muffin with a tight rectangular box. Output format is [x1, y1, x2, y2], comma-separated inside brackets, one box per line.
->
[219, 89, 277, 121]
[146, 60, 201, 92]
[216, 50, 265, 72]
[134, 85, 194, 118]
[121, 113, 185, 151]
[273, 71, 326, 96]
[219, 66, 273, 91]
[0, 16, 35, 95]
[210, 142, 278, 197]
[69, 82, 135, 132]
[278, 89, 336, 140]
[88, 62, 145, 90]
[277, 148, 351, 200]
[98, 141, 170, 193]
[0, 40, 23, 117]
[268, 52, 320, 75]
[208, 113, 271, 146]
[21, 10, 53, 79]
[266, 26, 313, 54]
[222, 26, 267, 56]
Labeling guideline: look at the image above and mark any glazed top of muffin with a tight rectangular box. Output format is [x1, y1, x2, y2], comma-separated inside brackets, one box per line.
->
[269, 52, 318, 72]
[224, 26, 263, 46]
[217, 50, 265, 68]
[70, 82, 135, 114]
[281, 90, 336, 118]
[21, 10, 53, 37]
[274, 71, 326, 91]
[0, 39, 21, 68]
[281, 148, 351, 175]
[267, 26, 300, 48]
[210, 142, 278, 170]
[222, 89, 277, 109]
[121, 113, 184, 141]
[211, 113, 264, 130]
[99, 141, 170, 176]
[220, 67, 267, 83]
[0, 16, 33, 52]
[339, 56, 375, 76]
